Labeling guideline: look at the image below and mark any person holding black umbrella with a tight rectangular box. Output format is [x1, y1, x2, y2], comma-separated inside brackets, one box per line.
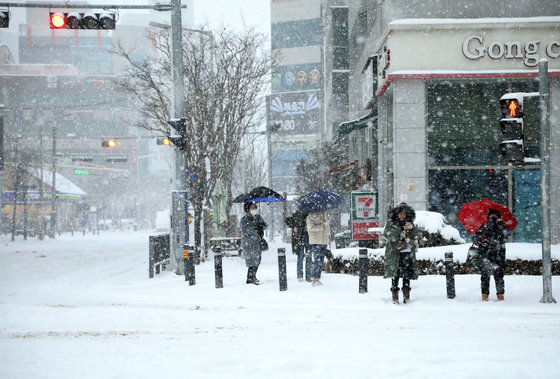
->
[285, 209, 311, 282]
[473, 209, 511, 301]
[383, 203, 421, 304]
[239, 202, 267, 285]
[306, 211, 331, 286]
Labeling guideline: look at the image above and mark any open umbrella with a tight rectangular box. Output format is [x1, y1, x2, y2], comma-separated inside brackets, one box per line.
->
[298, 189, 344, 213]
[233, 186, 285, 203]
[457, 199, 518, 234]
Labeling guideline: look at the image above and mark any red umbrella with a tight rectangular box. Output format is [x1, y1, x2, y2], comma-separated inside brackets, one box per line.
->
[457, 200, 518, 234]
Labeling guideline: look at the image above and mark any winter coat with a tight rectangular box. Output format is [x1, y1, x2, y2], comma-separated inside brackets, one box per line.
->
[240, 212, 267, 268]
[383, 204, 421, 279]
[285, 209, 308, 254]
[473, 219, 510, 272]
[306, 211, 330, 246]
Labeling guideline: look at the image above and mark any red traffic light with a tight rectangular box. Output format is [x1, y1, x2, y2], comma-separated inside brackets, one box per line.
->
[49, 12, 66, 29]
[49, 11, 116, 30]
[102, 139, 117, 148]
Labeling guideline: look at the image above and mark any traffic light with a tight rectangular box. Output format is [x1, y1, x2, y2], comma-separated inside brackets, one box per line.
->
[0, 9, 9, 28]
[49, 11, 116, 30]
[102, 139, 117, 148]
[156, 137, 171, 145]
[167, 118, 187, 150]
[499, 96, 524, 163]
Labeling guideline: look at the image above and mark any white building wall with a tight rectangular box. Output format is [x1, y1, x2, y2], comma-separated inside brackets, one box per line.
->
[550, 78, 560, 244]
[392, 79, 427, 212]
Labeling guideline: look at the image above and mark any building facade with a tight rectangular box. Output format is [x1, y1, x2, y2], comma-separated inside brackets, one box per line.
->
[343, 0, 560, 242]
[0, 2, 194, 232]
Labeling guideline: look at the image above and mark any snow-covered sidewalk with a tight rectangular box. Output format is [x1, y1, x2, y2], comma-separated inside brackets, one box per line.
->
[1, 231, 559, 378]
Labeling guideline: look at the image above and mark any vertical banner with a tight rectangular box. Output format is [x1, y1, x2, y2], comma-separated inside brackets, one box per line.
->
[351, 191, 379, 240]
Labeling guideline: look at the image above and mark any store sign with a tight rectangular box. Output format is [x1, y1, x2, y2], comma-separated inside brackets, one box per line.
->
[267, 91, 322, 134]
[351, 191, 379, 240]
[362, 56, 377, 109]
[462, 35, 560, 67]
[271, 63, 322, 92]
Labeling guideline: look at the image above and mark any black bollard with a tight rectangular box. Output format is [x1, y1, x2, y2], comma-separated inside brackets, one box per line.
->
[358, 249, 368, 294]
[445, 251, 455, 299]
[188, 245, 196, 286]
[148, 236, 155, 279]
[184, 244, 196, 286]
[183, 244, 190, 282]
[214, 247, 223, 289]
[278, 247, 288, 291]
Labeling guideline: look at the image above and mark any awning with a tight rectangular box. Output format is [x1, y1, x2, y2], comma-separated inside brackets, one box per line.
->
[338, 110, 377, 137]
[328, 160, 357, 174]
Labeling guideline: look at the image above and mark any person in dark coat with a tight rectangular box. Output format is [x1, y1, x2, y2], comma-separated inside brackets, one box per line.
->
[239, 202, 267, 285]
[383, 203, 421, 304]
[285, 209, 311, 282]
[473, 209, 511, 301]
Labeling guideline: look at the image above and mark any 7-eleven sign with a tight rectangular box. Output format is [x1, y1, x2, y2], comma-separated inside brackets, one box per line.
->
[351, 192, 378, 220]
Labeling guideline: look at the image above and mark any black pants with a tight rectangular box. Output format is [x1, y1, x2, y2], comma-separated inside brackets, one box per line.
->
[247, 266, 259, 283]
[391, 253, 413, 291]
[481, 268, 504, 295]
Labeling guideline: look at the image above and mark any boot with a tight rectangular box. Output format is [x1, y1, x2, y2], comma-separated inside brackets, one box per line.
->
[482, 293, 489, 301]
[391, 290, 399, 304]
[402, 288, 411, 304]
[497, 294, 504, 301]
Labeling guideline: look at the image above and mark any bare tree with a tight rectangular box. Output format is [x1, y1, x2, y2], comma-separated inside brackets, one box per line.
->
[114, 25, 277, 251]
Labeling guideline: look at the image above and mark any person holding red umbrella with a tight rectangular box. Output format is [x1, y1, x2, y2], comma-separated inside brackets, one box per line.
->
[472, 209, 512, 301]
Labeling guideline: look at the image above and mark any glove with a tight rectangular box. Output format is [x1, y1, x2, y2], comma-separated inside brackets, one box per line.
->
[405, 222, 414, 230]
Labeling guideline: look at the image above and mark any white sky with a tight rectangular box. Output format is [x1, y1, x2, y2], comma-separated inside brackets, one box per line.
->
[191, 0, 270, 37]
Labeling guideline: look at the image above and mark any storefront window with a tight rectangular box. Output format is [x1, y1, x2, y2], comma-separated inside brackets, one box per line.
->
[429, 168, 508, 238]
[427, 81, 538, 167]
[427, 80, 540, 241]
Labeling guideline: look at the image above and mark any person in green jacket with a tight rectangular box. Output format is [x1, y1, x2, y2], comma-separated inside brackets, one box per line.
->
[383, 203, 421, 304]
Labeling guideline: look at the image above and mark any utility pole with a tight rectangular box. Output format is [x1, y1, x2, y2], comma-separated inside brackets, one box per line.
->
[49, 124, 57, 238]
[170, 0, 186, 191]
[538, 59, 555, 304]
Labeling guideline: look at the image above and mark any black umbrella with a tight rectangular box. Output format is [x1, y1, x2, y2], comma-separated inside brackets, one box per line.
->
[298, 189, 344, 212]
[233, 186, 285, 203]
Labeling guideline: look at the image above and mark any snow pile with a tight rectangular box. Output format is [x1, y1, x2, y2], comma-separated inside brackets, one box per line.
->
[415, 210, 465, 243]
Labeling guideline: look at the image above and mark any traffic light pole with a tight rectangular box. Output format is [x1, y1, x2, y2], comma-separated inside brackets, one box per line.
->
[538, 60, 555, 304]
[0, 2, 184, 11]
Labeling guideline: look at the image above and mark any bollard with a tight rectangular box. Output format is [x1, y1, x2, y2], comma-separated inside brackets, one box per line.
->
[184, 244, 196, 286]
[188, 245, 196, 286]
[149, 236, 155, 278]
[358, 249, 368, 294]
[445, 251, 455, 299]
[214, 247, 223, 289]
[278, 247, 288, 291]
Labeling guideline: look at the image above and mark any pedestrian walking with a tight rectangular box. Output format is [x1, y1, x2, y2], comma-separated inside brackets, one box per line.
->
[239, 202, 267, 285]
[383, 203, 421, 304]
[306, 211, 331, 286]
[473, 209, 511, 301]
[285, 209, 311, 282]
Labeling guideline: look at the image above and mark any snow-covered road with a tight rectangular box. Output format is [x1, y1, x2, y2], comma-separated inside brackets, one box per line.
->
[1, 231, 559, 378]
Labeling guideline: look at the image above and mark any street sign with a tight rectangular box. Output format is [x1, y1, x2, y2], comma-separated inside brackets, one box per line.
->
[351, 191, 379, 240]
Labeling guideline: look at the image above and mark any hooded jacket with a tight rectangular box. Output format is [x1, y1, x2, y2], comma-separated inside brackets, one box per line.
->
[382, 203, 421, 279]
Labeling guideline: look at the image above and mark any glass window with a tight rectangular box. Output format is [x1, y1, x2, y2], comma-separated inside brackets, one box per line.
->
[427, 81, 539, 167]
[428, 168, 508, 239]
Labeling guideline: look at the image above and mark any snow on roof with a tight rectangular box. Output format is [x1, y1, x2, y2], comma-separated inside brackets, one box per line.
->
[27, 168, 86, 196]
[389, 16, 560, 27]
